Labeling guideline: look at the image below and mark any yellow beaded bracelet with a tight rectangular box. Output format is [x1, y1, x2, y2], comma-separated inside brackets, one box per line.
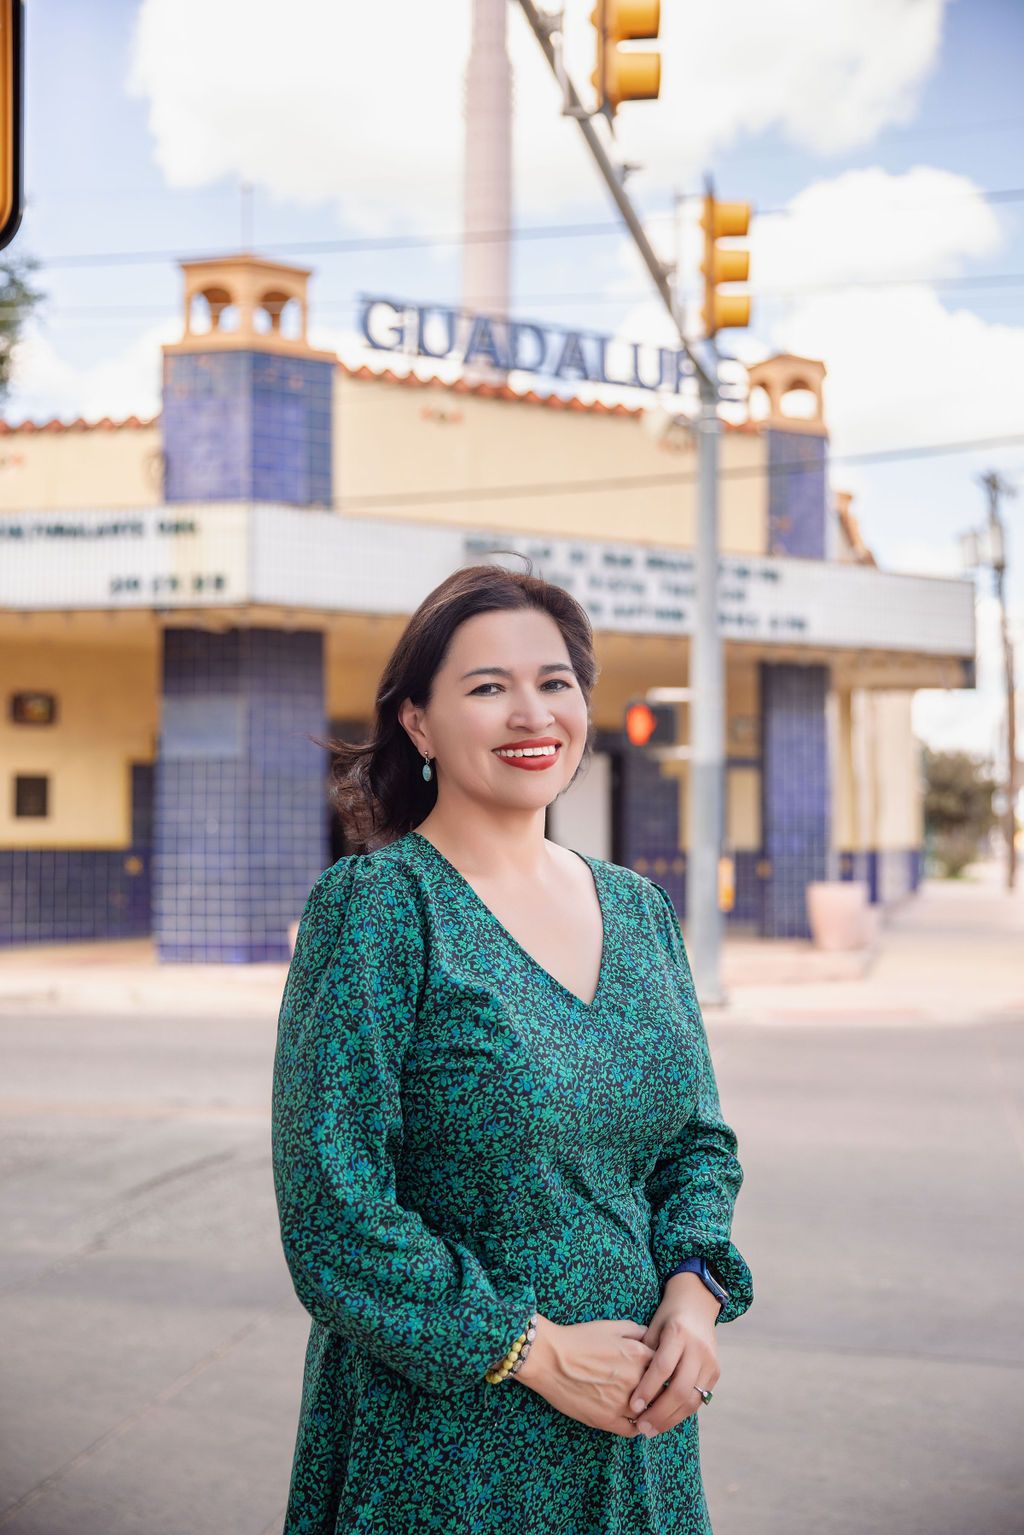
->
[484, 1311, 539, 1384]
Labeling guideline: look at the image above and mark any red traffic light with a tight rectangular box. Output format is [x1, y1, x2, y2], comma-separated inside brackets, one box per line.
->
[625, 701, 657, 746]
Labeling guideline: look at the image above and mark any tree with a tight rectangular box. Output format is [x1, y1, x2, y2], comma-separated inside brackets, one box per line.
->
[0, 250, 45, 404]
[922, 745, 999, 877]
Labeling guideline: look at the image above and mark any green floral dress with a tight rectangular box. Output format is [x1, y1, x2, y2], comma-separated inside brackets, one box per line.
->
[271, 829, 753, 1534]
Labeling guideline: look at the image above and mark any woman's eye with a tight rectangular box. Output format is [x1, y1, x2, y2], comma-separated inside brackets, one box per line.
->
[471, 679, 570, 695]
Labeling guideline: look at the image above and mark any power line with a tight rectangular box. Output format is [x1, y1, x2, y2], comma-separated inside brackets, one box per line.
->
[8, 267, 1024, 324]
[335, 432, 1024, 512]
[29, 187, 1024, 271]
[35, 222, 637, 270]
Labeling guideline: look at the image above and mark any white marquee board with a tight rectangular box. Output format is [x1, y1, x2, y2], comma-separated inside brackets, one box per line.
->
[0, 502, 975, 660]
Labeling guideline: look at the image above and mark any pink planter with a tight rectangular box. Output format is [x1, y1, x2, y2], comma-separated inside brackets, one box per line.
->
[805, 880, 871, 950]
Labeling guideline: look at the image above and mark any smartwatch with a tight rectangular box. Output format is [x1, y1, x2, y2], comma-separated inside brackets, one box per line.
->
[666, 1256, 730, 1310]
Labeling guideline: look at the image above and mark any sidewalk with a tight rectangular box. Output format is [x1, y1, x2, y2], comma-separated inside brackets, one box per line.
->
[710, 855, 1024, 1026]
[1, 858, 1021, 1023]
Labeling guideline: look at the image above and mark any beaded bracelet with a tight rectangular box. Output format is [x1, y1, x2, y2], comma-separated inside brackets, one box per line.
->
[484, 1311, 539, 1384]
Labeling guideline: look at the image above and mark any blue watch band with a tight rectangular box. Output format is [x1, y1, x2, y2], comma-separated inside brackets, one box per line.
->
[665, 1256, 729, 1305]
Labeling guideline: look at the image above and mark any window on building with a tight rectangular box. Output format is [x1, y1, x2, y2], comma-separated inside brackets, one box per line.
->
[14, 775, 49, 817]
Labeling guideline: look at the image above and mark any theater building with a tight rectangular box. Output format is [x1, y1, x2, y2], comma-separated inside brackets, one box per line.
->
[0, 254, 976, 959]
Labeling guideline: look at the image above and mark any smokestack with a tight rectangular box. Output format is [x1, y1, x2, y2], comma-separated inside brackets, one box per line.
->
[461, 0, 512, 379]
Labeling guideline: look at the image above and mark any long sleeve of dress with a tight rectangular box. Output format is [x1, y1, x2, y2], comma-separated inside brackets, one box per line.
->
[642, 878, 754, 1326]
[271, 856, 540, 1395]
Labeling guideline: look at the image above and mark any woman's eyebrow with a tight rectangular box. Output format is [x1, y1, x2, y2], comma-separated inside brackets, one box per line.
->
[460, 664, 575, 680]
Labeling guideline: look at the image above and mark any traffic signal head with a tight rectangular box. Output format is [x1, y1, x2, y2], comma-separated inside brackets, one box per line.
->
[591, 0, 661, 119]
[624, 699, 676, 748]
[0, 0, 22, 250]
[700, 193, 752, 336]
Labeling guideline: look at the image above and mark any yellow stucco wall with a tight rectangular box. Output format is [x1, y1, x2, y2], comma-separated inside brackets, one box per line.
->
[833, 687, 857, 848]
[725, 659, 762, 852]
[845, 688, 923, 849]
[0, 425, 163, 512]
[0, 371, 770, 556]
[333, 373, 769, 552]
[871, 691, 924, 848]
[0, 636, 158, 848]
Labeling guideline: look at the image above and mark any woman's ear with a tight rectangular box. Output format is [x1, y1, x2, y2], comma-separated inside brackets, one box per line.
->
[398, 697, 427, 756]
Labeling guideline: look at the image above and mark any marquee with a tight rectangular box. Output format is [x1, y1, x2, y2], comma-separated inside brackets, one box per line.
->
[358, 295, 693, 395]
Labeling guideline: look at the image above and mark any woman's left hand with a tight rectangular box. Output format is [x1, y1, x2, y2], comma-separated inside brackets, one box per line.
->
[626, 1272, 722, 1437]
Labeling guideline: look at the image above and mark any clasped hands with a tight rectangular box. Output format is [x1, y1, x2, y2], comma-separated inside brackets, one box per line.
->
[519, 1273, 722, 1441]
[625, 1273, 722, 1438]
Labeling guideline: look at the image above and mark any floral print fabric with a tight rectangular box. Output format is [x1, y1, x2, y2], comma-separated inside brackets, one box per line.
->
[271, 830, 753, 1533]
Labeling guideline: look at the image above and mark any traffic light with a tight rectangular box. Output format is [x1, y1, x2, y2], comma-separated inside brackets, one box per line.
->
[624, 699, 675, 748]
[0, 0, 23, 250]
[700, 191, 751, 337]
[591, 0, 661, 120]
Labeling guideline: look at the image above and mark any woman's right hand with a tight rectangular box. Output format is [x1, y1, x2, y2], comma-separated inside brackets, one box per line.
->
[513, 1314, 654, 1437]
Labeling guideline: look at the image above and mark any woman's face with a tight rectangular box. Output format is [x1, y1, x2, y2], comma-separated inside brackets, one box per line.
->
[404, 606, 591, 811]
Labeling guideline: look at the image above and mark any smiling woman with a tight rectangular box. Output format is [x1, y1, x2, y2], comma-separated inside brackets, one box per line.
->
[312, 558, 599, 853]
[273, 555, 754, 1534]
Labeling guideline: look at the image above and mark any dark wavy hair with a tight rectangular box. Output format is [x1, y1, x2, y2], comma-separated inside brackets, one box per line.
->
[317, 557, 600, 854]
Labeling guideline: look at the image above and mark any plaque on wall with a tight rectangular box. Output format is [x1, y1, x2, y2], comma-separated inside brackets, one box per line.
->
[10, 692, 57, 725]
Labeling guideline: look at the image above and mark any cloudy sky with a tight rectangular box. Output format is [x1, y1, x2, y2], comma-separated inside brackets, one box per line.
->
[8, 0, 1024, 763]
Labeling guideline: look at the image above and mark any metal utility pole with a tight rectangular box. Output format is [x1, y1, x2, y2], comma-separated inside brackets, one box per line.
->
[691, 356, 724, 996]
[515, 0, 727, 1000]
[981, 470, 1018, 889]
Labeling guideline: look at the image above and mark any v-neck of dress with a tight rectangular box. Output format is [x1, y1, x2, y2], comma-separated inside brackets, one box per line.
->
[405, 829, 610, 1012]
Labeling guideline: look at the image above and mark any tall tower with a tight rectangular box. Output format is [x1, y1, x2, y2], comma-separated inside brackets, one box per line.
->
[161, 254, 336, 506]
[462, 0, 513, 363]
[154, 255, 334, 962]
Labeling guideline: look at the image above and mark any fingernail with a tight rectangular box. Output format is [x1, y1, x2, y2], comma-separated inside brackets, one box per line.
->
[638, 1422, 655, 1437]
[631, 1399, 646, 1414]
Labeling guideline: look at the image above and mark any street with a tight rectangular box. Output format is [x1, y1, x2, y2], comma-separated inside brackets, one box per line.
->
[1, 989, 1022, 1534]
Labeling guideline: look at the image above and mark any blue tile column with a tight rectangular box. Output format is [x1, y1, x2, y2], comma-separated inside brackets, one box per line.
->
[596, 727, 687, 915]
[155, 627, 328, 962]
[162, 351, 333, 506]
[760, 662, 831, 937]
[766, 428, 827, 559]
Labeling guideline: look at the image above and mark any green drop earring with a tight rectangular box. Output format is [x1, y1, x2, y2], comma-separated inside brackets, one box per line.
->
[421, 751, 433, 783]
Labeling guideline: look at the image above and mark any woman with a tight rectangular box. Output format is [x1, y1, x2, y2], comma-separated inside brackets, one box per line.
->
[271, 560, 754, 1534]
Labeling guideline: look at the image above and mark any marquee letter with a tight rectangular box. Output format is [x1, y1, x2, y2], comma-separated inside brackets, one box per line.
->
[554, 330, 592, 382]
[463, 314, 509, 371]
[595, 335, 632, 387]
[668, 348, 690, 395]
[416, 306, 457, 360]
[509, 321, 547, 374]
[630, 342, 667, 391]
[359, 297, 405, 353]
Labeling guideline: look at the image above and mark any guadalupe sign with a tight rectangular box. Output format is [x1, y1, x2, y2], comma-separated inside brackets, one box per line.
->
[358, 295, 691, 395]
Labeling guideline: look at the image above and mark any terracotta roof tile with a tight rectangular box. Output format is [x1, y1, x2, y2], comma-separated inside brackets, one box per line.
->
[335, 359, 755, 429]
[0, 367, 761, 433]
[0, 413, 158, 435]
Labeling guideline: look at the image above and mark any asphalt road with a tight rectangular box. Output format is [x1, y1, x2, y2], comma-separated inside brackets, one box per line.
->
[0, 1007, 1022, 1535]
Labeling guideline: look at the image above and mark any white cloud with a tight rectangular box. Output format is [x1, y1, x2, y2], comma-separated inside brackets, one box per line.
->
[754, 165, 1002, 287]
[784, 286, 1024, 450]
[696, 166, 1024, 455]
[5, 318, 178, 423]
[731, 165, 1024, 764]
[127, 0, 950, 229]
